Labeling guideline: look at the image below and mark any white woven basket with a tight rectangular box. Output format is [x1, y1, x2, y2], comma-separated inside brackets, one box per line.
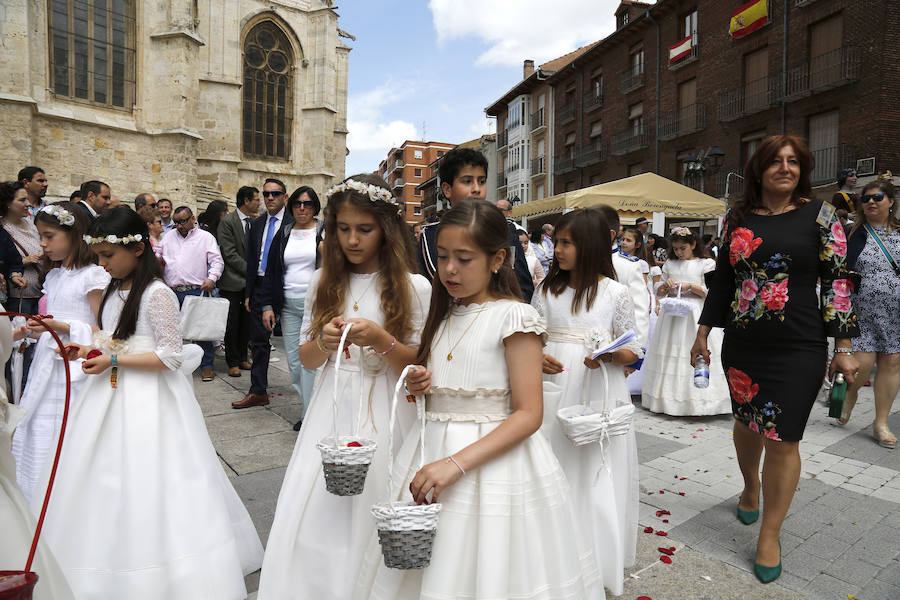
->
[317, 323, 377, 496]
[659, 283, 694, 317]
[556, 362, 634, 446]
[371, 365, 442, 569]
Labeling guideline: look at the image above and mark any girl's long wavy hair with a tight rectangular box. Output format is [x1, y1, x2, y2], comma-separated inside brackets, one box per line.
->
[728, 134, 814, 232]
[307, 173, 416, 343]
[89, 206, 164, 340]
[416, 199, 522, 366]
[541, 208, 615, 313]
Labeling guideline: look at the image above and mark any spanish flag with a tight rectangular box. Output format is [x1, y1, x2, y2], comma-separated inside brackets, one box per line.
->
[729, 0, 768, 39]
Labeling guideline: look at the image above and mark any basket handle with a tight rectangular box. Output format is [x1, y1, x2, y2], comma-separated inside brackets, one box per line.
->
[331, 323, 352, 446]
[387, 365, 423, 501]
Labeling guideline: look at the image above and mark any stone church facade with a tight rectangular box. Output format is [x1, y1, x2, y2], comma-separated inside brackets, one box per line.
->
[0, 0, 349, 207]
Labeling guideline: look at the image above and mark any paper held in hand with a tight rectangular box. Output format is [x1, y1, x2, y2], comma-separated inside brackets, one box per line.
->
[590, 329, 637, 361]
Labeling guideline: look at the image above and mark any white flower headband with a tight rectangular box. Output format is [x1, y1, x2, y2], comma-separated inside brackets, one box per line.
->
[38, 205, 75, 227]
[325, 179, 399, 211]
[671, 227, 692, 237]
[83, 233, 144, 245]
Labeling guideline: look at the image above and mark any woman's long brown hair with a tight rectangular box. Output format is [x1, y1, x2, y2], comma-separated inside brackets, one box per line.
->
[306, 174, 416, 344]
[415, 199, 522, 366]
[728, 134, 813, 232]
[850, 179, 900, 236]
[541, 208, 615, 313]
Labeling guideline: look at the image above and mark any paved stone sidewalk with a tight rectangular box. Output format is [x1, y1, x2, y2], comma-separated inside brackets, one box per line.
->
[195, 347, 900, 600]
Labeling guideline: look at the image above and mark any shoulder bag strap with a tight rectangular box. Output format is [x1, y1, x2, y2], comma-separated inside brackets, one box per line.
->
[863, 222, 900, 276]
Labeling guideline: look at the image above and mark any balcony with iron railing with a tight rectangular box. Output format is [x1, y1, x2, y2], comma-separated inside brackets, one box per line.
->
[497, 172, 508, 190]
[392, 178, 404, 188]
[621, 64, 646, 94]
[783, 46, 861, 100]
[810, 144, 857, 185]
[531, 156, 546, 176]
[610, 128, 651, 156]
[576, 139, 607, 167]
[658, 104, 707, 141]
[583, 90, 604, 113]
[497, 129, 508, 149]
[718, 73, 780, 122]
[393, 159, 404, 170]
[554, 154, 576, 175]
[531, 108, 546, 131]
[558, 101, 576, 126]
[713, 168, 745, 199]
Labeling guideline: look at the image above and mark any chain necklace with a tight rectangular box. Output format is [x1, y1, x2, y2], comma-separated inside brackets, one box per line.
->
[350, 275, 377, 312]
[435, 306, 485, 361]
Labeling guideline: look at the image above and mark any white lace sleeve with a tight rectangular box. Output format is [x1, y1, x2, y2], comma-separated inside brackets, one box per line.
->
[147, 285, 183, 370]
[530, 282, 547, 317]
[404, 274, 432, 348]
[613, 286, 644, 357]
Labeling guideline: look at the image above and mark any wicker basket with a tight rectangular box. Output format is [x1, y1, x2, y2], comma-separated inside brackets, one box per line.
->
[371, 365, 442, 569]
[0, 572, 37, 600]
[556, 362, 634, 446]
[318, 323, 377, 496]
[659, 283, 694, 317]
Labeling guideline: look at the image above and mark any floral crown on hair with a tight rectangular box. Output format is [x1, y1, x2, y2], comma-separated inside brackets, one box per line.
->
[38, 205, 75, 227]
[671, 227, 693, 237]
[325, 179, 400, 212]
[83, 233, 144, 245]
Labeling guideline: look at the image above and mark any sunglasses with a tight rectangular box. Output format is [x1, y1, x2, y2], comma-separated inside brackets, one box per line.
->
[262, 190, 283, 198]
[173, 217, 191, 225]
[293, 200, 316, 209]
[862, 193, 886, 203]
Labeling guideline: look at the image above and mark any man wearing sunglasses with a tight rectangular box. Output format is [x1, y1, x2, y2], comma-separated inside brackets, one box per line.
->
[156, 206, 224, 382]
[233, 178, 287, 409]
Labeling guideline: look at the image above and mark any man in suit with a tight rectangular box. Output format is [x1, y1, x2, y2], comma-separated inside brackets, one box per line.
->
[417, 148, 534, 302]
[75, 180, 111, 223]
[596, 204, 651, 348]
[232, 178, 287, 409]
[217, 185, 260, 377]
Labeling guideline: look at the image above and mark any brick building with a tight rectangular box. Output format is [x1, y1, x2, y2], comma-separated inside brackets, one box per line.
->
[377, 140, 456, 224]
[502, 0, 900, 219]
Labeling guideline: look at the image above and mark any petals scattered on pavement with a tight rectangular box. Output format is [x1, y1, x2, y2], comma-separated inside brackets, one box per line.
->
[655, 530, 668, 536]
[659, 555, 673, 564]
[643, 526, 654, 533]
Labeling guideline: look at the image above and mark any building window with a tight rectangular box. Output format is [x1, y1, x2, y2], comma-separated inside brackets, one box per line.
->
[630, 46, 645, 77]
[437, 150, 445, 157]
[808, 110, 840, 184]
[629, 103, 644, 136]
[414, 149, 423, 159]
[414, 206, 422, 216]
[628, 163, 643, 176]
[683, 9, 698, 39]
[414, 189, 423, 197]
[590, 120, 602, 139]
[414, 168, 423, 178]
[809, 13, 844, 88]
[741, 130, 766, 166]
[591, 73, 603, 97]
[743, 47, 769, 112]
[243, 21, 294, 160]
[48, 0, 136, 109]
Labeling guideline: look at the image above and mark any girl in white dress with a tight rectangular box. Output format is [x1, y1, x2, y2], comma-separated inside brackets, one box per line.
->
[0, 307, 75, 600]
[620, 226, 658, 397]
[356, 200, 602, 600]
[642, 227, 730, 415]
[36, 207, 263, 599]
[532, 209, 642, 596]
[257, 175, 431, 600]
[12, 202, 109, 504]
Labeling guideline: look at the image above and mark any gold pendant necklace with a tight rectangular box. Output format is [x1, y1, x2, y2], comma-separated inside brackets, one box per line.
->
[437, 307, 485, 361]
[350, 276, 377, 312]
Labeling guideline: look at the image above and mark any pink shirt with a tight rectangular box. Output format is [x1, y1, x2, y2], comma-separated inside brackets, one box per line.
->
[156, 227, 224, 287]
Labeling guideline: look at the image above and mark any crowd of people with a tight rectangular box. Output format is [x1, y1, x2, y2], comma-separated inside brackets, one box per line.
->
[0, 135, 896, 599]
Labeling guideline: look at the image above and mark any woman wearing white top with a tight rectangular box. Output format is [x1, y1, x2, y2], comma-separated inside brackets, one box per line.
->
[261, 187, 322, 430]
[519, 230, 546, 285]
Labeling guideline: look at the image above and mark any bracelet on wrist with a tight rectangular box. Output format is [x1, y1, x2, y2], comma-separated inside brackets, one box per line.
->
[110, 354, 118, 389]
[376, 335, 397, 356]
[834, 347, 853, 355]
[315, 335, 329, 354]
[447, 455, 466, 475]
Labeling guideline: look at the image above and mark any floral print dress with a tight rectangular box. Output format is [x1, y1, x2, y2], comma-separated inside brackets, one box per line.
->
[700, 199, 858, 441]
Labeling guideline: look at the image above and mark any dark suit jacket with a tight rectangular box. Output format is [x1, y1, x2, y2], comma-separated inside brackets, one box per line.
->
[259, 217, 323, 314]
[217, 209, 250, 292]
[76, 202, 96, 223]
[417, 220, 534, 303]
[244, 213, 269, 305]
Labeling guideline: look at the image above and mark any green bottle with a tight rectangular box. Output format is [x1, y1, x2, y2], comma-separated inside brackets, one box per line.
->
[829, 373, 846, 419]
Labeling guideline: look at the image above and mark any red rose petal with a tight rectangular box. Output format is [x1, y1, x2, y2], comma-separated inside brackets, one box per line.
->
[679, 492, 686, 496]
[680, 477, 687, 480]
[643, 526, 654, 534]
[659, 490, 665, 494]
[658, 547, 675, 555]
[86, 349, 102, 360]
[277, 393, 283, 396]
[638, 597, 653, 600]
[346, 441, 362, 447]
[674, 475, 679, 479]
[663, 519, 669, 523]
[659, 555, 672, 564]
[656, 530, 668, 536]
[655, 509, 671, 517]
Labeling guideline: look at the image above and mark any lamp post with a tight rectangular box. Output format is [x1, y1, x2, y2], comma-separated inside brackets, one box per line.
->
[682, 146, 725, 194]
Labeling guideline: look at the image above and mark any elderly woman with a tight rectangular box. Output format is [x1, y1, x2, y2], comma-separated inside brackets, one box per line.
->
[838, 179, 900, 448]
[693, 135, 859, 584]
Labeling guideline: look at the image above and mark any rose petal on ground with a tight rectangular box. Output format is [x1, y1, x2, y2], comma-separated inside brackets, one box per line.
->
[637, 596, 651, 599]
[644, 526, 654, 533]
[663, 519, 669, 523]
[659, 490, 665, 494]
[658, 547, 675, 556]
[655, 509, 671, 517]
[680, 477, 687, 480]
[659, 555, 672, 564]
[655, 530, 668, 536]
[678, 492, 686, 496]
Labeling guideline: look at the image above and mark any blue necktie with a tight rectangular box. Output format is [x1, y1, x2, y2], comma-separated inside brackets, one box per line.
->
[260, 216, 277, 273]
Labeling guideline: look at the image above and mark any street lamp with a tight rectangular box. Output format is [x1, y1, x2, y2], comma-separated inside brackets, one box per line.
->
[682, 146, 725, 194]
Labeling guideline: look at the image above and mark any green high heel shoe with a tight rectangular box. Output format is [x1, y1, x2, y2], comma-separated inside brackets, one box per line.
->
[753, 541, 782, 584]
[737, 505, 759, 525]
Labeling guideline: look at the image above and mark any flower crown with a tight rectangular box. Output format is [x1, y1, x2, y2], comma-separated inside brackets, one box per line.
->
[83, 233, 144, 245]
[325, 179, 398, 208]
[38, 205, 75, 227]
[671, 227, 693, 237]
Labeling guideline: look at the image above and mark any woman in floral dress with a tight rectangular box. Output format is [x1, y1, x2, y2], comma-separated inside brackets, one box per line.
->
[694, 135, 859, 584]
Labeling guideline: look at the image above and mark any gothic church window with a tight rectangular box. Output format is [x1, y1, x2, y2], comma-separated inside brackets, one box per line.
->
[243, 21, 294, 160]
[48, 0, 136, 109]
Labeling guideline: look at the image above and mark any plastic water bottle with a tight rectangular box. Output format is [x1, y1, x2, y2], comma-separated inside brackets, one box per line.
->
[693, 355, 710, 389]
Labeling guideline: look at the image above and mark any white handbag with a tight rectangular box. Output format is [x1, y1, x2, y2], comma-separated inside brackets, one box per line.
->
[179, 292, 230, 341]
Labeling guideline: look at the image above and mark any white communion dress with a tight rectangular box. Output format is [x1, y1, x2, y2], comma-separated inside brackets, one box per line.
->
[34, 280, 264, 600]
[257, 270, 432, 600]
[355, 299, 603, 600]
[12, 265, 109, 504]
[641, 258, 731, 415]
[531, 280, 642, 596]
[0, 305, 75, 600]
